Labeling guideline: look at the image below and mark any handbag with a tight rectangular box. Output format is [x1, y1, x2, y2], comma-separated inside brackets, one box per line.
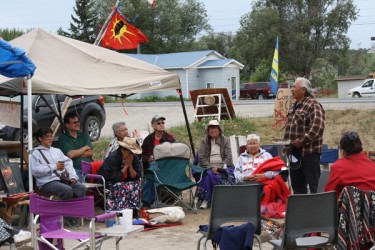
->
[53, 170, 72, 185]
[38, 149, 72, 185]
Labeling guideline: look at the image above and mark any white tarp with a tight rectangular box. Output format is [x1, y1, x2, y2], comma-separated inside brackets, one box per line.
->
[0, 29, 180, 96]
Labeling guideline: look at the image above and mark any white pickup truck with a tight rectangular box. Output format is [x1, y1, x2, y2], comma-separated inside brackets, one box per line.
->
[348, 78, 375, 97]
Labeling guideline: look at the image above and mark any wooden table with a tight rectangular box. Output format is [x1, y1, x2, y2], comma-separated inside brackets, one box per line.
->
[96, 224, 144, 250]
[0, 141, 28, 165]
[0, 192, 29, 225]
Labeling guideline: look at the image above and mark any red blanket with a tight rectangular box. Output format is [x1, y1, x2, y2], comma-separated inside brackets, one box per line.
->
[252, 156, 291, 218]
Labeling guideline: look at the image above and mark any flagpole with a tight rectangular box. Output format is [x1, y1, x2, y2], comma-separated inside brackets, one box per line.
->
[94, 0, 122, 46]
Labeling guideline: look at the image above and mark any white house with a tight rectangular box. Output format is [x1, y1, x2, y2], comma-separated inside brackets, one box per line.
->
[125, 50, 244, 99]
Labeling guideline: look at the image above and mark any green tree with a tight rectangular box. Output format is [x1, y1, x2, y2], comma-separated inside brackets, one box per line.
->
[58, 0, 99, 43]
[93, 0, 211, 53]
[250, 60, 271, 82]
[312, 58, 338, 89]
[0, 28, 25, 41]
[197, 32, 235, 56]
[346, 49, 375, 75]
[235, 0, 357, 79]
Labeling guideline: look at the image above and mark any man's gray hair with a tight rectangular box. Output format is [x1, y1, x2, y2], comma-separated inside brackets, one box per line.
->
[296, 77, 313, 97]
[247, 134, 260, 143]
[112, 121, 126, 136]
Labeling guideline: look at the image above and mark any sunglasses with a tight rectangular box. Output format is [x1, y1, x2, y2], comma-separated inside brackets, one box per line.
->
[156, 121, 165, 125]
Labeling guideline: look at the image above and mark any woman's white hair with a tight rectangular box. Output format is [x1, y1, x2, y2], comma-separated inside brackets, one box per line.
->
[112, 121, 126, 136]
[246, 134, 260, 143]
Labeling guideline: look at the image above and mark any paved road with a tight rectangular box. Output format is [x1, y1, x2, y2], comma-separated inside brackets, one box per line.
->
[101, 98, 374, 138]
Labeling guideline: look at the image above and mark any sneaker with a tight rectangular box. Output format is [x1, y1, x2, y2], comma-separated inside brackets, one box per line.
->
[13, 230, 31, 243]
[200, 200, 208, 209]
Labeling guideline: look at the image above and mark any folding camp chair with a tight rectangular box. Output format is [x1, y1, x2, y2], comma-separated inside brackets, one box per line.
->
[29, 193, 117, 250]
[197, 184, 263, 250]
[81, 160, 106, 212]
[147, 142, 205, 213]
[320, 148, 339, 169]
[269, 191, 338, 249]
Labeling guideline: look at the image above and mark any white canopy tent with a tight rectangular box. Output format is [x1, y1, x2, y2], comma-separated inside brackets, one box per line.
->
[0, 29, 187, 248]
[0, 29, 180, 96]
[0, 28, 186, 190]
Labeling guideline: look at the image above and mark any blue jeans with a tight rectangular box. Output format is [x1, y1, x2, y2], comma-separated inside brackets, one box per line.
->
[75, 169, 83, 182]
[40, 180, 86, 200]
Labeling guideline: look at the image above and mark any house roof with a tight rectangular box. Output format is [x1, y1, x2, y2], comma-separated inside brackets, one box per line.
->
[125, 50, 243, 69]
[197, 59, 244, 69]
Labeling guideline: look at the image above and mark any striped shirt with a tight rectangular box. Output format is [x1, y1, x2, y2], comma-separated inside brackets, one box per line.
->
[283, 96, 325, 156]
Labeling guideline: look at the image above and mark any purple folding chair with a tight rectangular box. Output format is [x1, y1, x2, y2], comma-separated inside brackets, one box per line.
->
[81, 160, 107, 213]
[29, 193, 116, 250]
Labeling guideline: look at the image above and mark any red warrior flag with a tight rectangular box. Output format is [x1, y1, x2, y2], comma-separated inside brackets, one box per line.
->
[100, 8, 148, 50]
[147, 0, 156, 8]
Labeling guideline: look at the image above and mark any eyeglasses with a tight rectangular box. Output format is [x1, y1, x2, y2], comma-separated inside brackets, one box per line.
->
[247, 142, 259, 146]
[156, 121, 165, 125]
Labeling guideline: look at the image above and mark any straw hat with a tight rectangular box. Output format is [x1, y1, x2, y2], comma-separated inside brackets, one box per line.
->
[205, 120, 224, 134]
[118, 137, 142, 154]
[203, 95, 216, 106]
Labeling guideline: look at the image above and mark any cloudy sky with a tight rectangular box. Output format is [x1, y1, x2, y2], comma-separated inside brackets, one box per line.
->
[0, 0, 374, 49]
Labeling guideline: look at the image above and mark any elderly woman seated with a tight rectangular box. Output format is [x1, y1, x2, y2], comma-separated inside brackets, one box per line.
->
[196, 120, 235, 209]
[104, 121, 131, 159]
[325, 131, 375, 197]
[234, 134, 290, 218]
[97, 137, 142, 216]
[31, 128, 86, 200]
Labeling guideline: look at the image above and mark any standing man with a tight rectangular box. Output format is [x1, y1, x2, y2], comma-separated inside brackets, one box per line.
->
[58, 113, 93, 181]
[283, 77, 325, 194]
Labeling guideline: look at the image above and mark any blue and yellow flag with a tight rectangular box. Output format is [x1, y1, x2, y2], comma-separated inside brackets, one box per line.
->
[270, 36, 278, 95]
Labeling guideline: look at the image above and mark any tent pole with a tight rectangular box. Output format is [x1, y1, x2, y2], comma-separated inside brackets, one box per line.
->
[26, 75, 35, 248]
[178, 89, 195, 158]
[94, 0, 121, 46]
[20, 94, 24, 171]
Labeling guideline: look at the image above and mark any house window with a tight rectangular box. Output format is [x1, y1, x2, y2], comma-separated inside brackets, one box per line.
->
[206, 83, 214, 89]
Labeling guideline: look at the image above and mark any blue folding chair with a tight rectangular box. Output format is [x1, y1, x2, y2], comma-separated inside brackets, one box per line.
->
[320, 149, 339, 169]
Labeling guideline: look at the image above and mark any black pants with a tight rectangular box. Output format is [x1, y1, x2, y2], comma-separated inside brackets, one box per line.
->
[290, 153, 321, 194]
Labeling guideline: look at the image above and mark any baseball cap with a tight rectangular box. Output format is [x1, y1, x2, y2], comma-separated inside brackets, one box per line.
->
[151, 115, 166, 124]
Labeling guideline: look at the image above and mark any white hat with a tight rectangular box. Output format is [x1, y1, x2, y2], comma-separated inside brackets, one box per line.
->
[205, 120, 224, 134]
[118, 137, 142, 154]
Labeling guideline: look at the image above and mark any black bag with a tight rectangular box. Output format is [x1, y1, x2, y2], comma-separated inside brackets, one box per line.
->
[288, 147, 302, 170]
[54, 170, 72, 185]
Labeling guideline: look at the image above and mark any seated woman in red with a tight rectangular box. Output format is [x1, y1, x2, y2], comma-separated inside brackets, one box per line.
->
[324, 131, 375, 198]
